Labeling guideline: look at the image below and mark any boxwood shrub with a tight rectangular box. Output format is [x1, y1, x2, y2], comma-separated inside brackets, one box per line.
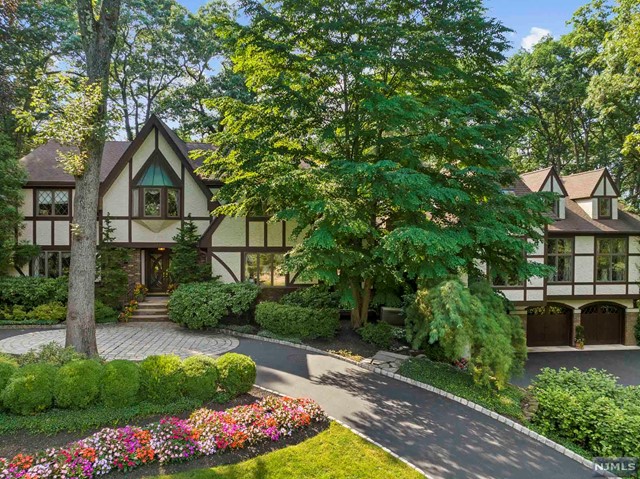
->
[0, 277, 68, 309]
[54, 359, 104, 409]
[182, 355, 219, 402]
[1, 363, 57, 415]
[139, 354, 185, 404]
[27, 302, 67, 322]
[280, 285, 341, 309]
[358, 321, 394, 349]
[216, 353, 256, 401]
[101, 359, 141, 407]
[168, 281, 260, 329]
[255, 302, 340, 340]
[0, 356, 18, 392]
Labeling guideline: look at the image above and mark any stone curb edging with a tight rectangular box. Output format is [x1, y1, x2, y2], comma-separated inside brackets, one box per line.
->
[0, 324, 66, 330]
[215, 327, 609, 476]
[252, 383, 429, 478]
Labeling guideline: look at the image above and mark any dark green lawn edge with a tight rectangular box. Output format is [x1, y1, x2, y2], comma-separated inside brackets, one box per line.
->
[0, 320, 61, 326]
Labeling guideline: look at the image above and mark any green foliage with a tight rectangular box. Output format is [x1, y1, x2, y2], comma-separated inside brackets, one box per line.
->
[96, 215, 131, 308]
[1, 363, 57, 415]
[399, 358, 525, 421]
[139, 355, 185, 404]
[531, 368, 640, 458]
[101, 359, 141, 408]
[575, 324, 585, 344]
[0, 305, 27, 321]
[215, 353, 256, 401]
[168, 216, 211, 285]
[358, 322, 394, 350]
[54, 359, 104, 409]
[280, 285, 341, 310]
[18, 342, 87, 367]
[404, 279, 527, 389]
[168, 281, 260, 329]
[95, 300, 119, 323]
[26, 301, 66, 322]
[0, 356, 19, 393]
[255, 302, 340, 340]
[181, 355, 220, 402]
[0, 276, 68, 309]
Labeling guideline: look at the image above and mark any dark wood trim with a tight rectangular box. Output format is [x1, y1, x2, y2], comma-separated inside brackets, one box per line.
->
[131, 149, 182, 188]
[198, 214, 226, 248]
[210, 246, 291, 253]
[111, 242, 176, 248]
[211, 252, 240, 282]
[128, 161, 133, 243]
[33, 187, 73, 219]
[549, 294, 639, 300]
[26, 181, 74, 187]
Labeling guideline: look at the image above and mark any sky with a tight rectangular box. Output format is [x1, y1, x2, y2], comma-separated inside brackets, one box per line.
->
[179, 0, 587, 53]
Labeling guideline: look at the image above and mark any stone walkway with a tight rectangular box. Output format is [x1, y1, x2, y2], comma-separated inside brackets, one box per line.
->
[359, 350, 409, 373]
[0, 322, 238, 360]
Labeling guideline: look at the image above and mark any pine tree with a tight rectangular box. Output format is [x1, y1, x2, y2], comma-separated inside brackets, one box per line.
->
[96, 214, 130, 308]
[169, 215, 211, 285]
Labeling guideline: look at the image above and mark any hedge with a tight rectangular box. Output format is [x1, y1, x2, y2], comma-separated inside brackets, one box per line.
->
[358, 321, 394, 349]
[101, 360, 141, 408]
[139, 355, 185, 404]
[1, 363, 57, 415]
[0, 277, 68, 310]
[255, 302, 340, 340]
[281, 285, 341, 309]
[168, 281, 260, 329]
[182, 355, 219, 402]
[54, 360, 104, 409]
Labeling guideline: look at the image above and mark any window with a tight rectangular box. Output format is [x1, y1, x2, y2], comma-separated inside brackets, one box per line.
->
[598, 198, 612, 219]
[33, 251, 71, 278]
[37, 190, 69, 216]
[547, 238, 573, 283]
[552, 198, 561, 217]
[491, 269, 523, 287]
[167, 189, 180, 217]
[596, 238, 626, 282]
[245, 253, 286, 286]
[143, 188, 161, 217]
[133, 154, 182, 219]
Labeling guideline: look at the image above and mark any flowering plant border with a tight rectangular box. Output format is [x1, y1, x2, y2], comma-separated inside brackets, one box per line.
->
[0, 396, 326, 479]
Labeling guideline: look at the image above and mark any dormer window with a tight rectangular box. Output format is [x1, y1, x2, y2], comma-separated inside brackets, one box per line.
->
[598, 198, 612, 219]
[132, 151, 181, 219]
[552, 197, 561, 217]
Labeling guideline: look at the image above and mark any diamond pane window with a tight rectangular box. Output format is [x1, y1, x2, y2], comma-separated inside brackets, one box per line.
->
[54, 191, 69, 215]
[38, 191, 53, 216]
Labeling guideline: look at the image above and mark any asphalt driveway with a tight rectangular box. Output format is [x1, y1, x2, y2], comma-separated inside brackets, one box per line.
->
[514, 350, 640, 387]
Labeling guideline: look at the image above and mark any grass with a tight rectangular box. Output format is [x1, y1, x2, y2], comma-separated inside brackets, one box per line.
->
[398, 357, 525, 421]
[0, 398, 202, 435]
[151, 422, 423, 479]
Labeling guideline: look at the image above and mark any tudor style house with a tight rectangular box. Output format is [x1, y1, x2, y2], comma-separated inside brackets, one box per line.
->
[10, 115, 640, 347]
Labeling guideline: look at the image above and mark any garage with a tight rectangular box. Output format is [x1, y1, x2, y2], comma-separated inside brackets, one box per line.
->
[581, 303, 624, 345]
[526, 304, 572, 347]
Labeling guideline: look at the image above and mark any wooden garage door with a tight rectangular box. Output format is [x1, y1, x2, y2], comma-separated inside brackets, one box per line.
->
[527, 305, 572, 347]
[581, 304, 623, 345]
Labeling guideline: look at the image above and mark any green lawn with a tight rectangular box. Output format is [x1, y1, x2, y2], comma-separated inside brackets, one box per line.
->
[398, 357, 525, 421]
[151, 422, 424, 479]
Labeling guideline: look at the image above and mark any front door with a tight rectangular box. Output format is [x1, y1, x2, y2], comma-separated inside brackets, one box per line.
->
[146, 249, 171, 292]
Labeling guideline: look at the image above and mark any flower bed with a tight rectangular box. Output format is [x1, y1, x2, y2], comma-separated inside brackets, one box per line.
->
[0, 396, 326, 479]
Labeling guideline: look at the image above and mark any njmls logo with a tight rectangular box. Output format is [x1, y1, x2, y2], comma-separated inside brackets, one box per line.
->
[593, 457, 638, 477]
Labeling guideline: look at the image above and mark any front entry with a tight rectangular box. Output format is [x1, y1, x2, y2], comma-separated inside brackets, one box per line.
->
[146, 249, 172, 292]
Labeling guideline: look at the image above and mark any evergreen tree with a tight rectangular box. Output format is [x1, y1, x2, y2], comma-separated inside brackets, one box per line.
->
[169, 215, 211, 285]
[96, 214, 130, 308]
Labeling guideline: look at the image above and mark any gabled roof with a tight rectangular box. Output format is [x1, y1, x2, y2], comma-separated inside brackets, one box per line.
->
[561, 168, 620, 199]
[520, 166, 568, 196]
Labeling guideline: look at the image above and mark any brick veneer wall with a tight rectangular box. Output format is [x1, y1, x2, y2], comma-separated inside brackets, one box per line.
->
[124, 249, 142, 291]
[624, 309, 638, 346]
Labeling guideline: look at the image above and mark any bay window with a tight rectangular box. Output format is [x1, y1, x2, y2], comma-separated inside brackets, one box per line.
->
[132, 152, 181, 218]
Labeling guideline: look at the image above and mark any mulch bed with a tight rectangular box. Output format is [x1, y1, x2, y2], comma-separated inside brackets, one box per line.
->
[305, 319, 379, 358]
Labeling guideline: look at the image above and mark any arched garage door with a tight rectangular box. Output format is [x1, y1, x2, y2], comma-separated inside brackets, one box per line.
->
[526, 304, 572, 347]
[581, 303, 624, 345]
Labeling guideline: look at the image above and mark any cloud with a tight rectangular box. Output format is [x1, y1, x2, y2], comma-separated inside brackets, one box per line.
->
[521, 27, 552, 51]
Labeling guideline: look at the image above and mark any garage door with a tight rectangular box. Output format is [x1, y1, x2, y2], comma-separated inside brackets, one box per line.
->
[527, 305, 572, 347]
[581, 304, 623, 345]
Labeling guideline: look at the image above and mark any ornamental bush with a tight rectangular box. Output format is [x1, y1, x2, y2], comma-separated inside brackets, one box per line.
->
[280, 285, 341, 310]
[95, 301, 118, 324]
[215, 353, 256, 401]
[101, 360, 141, 408]
[168, 281, 260, 329]
[139, 355, 185, 404]
[0, 356, 18, 392]
[181, 355, 219, 402]
[18, 342, 87, 367]
[255, 302, 340, 340]
[1, 363, 57, 415]
[358, 321, 394, 349]
[54, 359, 104, 409]
[27, 302, 67, 322]
[0, 276, 68, 309]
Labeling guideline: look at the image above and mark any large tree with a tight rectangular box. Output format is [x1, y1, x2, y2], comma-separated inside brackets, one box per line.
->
[200, 0, 552, 328]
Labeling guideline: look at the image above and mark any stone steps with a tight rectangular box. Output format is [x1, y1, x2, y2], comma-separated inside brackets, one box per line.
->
[131, 297, 169, 322]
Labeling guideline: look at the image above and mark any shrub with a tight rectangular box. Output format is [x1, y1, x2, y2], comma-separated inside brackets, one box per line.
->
[0, 276, 68, 309]
[169, 217, 212, 285]
[139, 355, 185, 404]
[358, 321, 393, 349]
[168, 281, 260, 329]
[95, 300, 118, 324]
[18, 342, 87, 366]
[281, 285, 341, 309]
[101, 359, 141, 408]
[1, 363, 57, 415]
[181, 355, 220, 402]
[96, 215, 131, 308]
[27, 301, 67, 322]
[255, 302, 340, 340]
[54, 359, 104, 409]
[0, 356, 18, 392]
[0, 305, 27, 321]
[216, 353, 256, 401]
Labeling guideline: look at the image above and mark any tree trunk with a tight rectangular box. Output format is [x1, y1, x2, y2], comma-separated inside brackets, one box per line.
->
[66, 0, 121, 356]
[350, 278, 373, 329]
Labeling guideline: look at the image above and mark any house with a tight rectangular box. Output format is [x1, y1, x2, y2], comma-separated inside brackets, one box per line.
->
[503, 167, 640, 346]
[11, 115, 639, 346]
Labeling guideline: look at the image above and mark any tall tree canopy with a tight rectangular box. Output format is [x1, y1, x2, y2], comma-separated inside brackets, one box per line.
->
[200, 0, 552, 327]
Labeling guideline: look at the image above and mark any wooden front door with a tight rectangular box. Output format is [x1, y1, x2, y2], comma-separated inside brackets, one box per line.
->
[146, 249, 171, 292]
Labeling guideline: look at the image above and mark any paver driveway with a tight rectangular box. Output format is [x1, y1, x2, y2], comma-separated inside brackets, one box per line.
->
[0, 322, 238, 360]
